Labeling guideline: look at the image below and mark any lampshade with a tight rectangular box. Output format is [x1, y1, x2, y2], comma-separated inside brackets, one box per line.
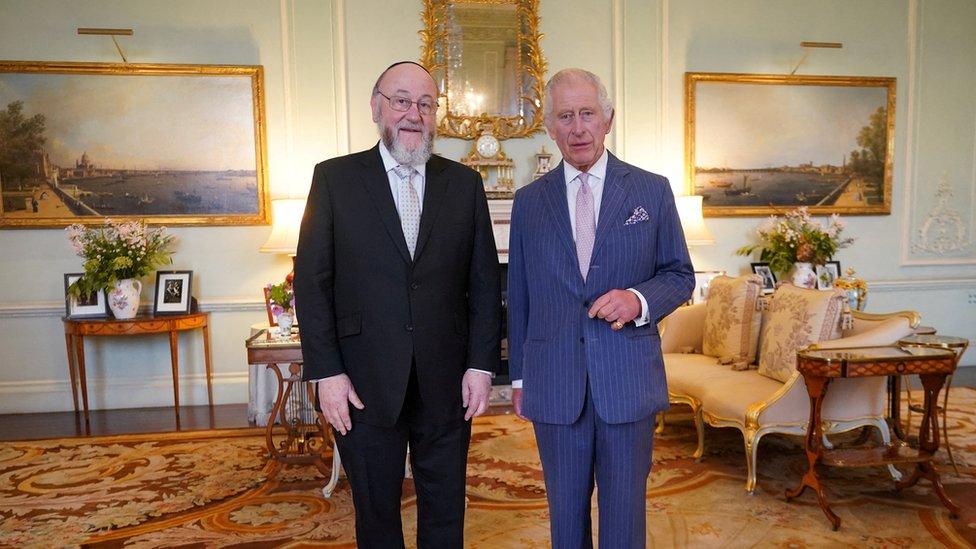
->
[675, 195, 715, 246]
[260, 198, 306, 256]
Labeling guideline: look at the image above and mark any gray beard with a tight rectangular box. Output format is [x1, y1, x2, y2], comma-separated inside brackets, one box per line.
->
[379, 120, 434, 166]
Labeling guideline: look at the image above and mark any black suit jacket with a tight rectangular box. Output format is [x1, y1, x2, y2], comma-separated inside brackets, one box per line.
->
[294, 144, 501, 427]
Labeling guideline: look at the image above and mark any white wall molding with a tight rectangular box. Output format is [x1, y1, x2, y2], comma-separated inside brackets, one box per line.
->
[0, 372, 249, 414]
[867, 277, 975, 292]
[611, 0, 624, 157]
[332, 0, 350, 156]
[0, 298, 265, 319]
[280, 0, 296, 176]
[900, 0, 976, 265]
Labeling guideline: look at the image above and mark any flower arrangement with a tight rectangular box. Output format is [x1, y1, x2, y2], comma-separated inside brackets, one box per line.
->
[265, 278, 295, 318]
[65, 219, 175, 297]
[736, 207, 854, 275]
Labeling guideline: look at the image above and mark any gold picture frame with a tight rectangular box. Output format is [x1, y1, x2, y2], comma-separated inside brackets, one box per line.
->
[0, 61, 270, 228]
[686, 72, 895, 217]
[419, 0, 547, 140]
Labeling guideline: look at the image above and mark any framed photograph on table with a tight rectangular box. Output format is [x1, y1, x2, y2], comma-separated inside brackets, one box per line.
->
[816, 261, 841, 290]
[750, 262, 777, 294]
[153, 270, 193, 315]
[63, 273, 107, 318]
[692, 270, 726, 304]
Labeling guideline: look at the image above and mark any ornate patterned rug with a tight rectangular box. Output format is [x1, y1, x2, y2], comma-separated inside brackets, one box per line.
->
[2, 390, 975, 548]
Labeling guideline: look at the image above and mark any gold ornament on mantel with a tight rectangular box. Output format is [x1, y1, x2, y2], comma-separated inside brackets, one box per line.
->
[460, 119, 515, 199]
[833, 267, 868, 311]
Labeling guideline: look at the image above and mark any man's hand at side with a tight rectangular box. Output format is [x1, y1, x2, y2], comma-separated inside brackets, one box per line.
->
[461, 369, 492, 420]
[512, 388, 526, 420]
[317, 374, 365, 435]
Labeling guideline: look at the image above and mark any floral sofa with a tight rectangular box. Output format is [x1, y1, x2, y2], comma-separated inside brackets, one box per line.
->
[659, 275, 919, 492]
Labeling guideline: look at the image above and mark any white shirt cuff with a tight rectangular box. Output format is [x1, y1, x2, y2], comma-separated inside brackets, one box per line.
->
[627, 288, 650, 327]
[467, 368, 494, 378]
[511, 379, 522, 389]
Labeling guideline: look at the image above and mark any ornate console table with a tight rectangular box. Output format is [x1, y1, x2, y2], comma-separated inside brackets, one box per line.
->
[62, 312, 213, 425]
[786, 345, 960, 530]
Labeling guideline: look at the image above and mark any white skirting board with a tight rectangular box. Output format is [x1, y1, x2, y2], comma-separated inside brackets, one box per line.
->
[0, 372, 249, 414]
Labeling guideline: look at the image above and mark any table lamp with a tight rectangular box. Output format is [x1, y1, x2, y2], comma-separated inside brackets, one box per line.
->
[676, 194, 714, 246]
[260, 197, 307, 277]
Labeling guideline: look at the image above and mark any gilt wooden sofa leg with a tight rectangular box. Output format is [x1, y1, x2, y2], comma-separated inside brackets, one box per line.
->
[743, 429, 765, 493]
[693, 407, 705, 461]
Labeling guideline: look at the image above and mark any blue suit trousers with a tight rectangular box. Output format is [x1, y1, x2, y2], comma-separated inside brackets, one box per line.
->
[533, 383, 655, 549]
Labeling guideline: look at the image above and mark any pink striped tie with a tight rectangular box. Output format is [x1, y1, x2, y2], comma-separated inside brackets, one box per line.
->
[575, 172, 595, 280]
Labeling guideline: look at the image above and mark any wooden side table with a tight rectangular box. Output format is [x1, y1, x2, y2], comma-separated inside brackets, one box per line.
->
[62, 312, 213, 424]
[245, 329, 341, 497]
[786, 345, 959, 530]
[898, 334, 969, 475]
[887, 325, 939, 439]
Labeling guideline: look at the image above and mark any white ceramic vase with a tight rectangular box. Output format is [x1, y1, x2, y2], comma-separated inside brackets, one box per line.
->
[109, 278, 142, 319]
[276, 310, 294, 337]
[791, 262, 817, 289]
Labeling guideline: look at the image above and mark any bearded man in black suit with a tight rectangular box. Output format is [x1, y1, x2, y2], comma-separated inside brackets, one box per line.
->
[294, 61, 501, 549]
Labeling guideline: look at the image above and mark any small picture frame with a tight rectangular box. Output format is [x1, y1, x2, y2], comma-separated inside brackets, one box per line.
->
[751, 262, 778, 294]
[64, 273, 108, 318]
[816, 261, 841, 290]
[153, 270, 193, 315]
[263, 286, 278, 327]
[692, 270, 726, 304]
[532, 146, 553, 180]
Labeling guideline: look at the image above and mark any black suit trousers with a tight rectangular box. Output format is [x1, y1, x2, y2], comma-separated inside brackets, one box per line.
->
[334, 364, 472, 549]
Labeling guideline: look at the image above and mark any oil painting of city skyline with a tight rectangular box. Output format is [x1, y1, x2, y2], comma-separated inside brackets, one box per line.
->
[686, 73, 895, 217]
[0, 61, 269, 227]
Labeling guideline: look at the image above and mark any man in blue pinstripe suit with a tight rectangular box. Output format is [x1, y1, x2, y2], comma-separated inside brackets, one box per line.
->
[507, 68, 695, 548]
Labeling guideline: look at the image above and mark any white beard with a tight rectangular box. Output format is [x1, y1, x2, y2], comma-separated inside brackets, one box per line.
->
[378, 119, 434, 166]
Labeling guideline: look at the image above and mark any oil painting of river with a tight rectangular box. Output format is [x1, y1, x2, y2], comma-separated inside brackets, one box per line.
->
[0, 62, 268, 227]
[686, 73, 895, 216]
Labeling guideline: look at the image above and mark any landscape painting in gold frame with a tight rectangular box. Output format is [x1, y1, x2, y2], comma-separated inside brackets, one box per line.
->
[685, 72, 895, 217]
[0, 61, 269, 228]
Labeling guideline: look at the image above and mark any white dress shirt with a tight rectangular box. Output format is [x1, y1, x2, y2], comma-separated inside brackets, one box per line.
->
[511, 149, 649, 389]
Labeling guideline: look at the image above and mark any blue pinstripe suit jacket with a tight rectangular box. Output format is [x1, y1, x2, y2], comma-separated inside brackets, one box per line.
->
[507, 154, 695, 425]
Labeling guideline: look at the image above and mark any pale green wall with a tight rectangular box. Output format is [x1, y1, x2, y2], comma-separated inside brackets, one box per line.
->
[0, 0, 972, 413]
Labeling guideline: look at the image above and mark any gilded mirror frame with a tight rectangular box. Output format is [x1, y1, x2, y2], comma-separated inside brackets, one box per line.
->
[420, 0, 547, 140]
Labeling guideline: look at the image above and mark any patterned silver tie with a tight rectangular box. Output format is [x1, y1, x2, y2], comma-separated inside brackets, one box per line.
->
[393, 165, 421, 258]
[575, 172, 595, 280]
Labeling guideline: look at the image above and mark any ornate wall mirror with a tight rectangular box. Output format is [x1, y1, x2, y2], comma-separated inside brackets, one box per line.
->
[420, 0, 547, 140]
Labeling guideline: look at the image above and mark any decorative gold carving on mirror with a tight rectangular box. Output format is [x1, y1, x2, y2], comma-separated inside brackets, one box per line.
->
[419, 0, 547, 140]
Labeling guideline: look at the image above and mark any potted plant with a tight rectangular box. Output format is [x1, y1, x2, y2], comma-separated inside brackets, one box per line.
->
[266, 278, 296, 337]
[736, 207, 854, 289]
[65, 220, 175, 319]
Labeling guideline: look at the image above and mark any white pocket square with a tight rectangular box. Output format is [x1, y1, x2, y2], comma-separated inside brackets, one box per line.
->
[624, 206, 649, 225]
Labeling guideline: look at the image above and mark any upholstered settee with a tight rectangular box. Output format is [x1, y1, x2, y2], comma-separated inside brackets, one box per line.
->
[659, 277, 920, 492]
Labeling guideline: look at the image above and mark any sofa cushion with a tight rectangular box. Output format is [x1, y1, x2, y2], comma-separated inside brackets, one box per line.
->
[664, 353, 731, 397]
[757, 284, 846, 383]
[702, 274, 764, 364]
[696, 369, 787, 424]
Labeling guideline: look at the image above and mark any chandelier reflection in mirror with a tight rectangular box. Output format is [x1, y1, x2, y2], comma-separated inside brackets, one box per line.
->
[420, 0, 547, 140]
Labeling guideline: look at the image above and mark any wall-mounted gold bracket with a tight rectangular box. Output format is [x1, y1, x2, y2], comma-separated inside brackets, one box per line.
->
[790, 41, 843, 75]
[77, 28, 133, 63]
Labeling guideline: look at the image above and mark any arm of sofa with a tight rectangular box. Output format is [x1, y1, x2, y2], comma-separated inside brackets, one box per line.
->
[754, 311, 919, 426]
[660, 302, 707, 353]
[845, 310, 920, 336]
[814, 313, 917, 349]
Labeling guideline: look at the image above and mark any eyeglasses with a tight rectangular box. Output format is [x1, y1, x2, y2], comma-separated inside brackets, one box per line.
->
[376, 91, 438, 116]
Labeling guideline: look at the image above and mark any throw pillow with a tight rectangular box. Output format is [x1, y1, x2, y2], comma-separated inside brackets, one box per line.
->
[702, 274, 764, 365]
[757, 283, 847, 383]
